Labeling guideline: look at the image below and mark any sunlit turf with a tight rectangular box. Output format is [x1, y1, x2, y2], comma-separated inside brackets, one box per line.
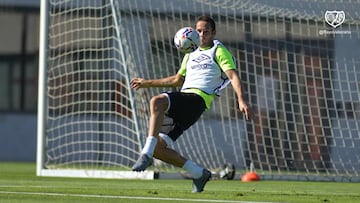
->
[0, 162, 359, 203]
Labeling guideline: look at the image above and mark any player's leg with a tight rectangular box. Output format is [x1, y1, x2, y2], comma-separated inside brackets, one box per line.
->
[153, 134, 186, 167]
[132, 92, 211, 192]
[132, 94, 168, 171]
[154, 92, 211, 192]
[153, 133, 211, 193]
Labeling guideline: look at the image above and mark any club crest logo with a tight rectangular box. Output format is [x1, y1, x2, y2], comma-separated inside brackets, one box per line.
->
[325, 10, 345, 28]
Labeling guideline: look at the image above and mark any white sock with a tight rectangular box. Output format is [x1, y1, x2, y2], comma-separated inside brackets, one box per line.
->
[182, 160, 203, 179]
[141, 136, 157, 157]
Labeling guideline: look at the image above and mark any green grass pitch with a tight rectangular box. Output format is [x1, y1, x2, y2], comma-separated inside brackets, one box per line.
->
[0, 162, 359, 203]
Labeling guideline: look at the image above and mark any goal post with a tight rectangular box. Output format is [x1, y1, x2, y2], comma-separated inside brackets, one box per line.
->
[37, 0, 360, 181]
[36, 0, 48, 175]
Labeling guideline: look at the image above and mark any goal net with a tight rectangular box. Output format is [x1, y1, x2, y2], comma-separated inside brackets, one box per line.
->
[37, 0, 360, 181]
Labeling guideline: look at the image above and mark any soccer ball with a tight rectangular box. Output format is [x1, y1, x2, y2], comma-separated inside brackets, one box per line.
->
[173, 27, 200, 53]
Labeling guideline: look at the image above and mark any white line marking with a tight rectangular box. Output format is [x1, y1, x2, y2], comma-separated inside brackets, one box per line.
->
[0, 191, 271, 203]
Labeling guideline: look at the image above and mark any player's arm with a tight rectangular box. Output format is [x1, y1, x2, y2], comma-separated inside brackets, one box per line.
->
[130, 73, 184, 90]
[216, 45, 250, 120]
[225, 69, 250, 120]
[130, 54, 188, 90]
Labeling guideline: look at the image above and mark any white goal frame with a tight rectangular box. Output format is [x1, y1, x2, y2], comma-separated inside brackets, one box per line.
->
[36, 0, 150, 180]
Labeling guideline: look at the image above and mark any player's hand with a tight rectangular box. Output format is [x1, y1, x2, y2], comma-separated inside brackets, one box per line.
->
[238, 100, 250, 120]
[130, 78, 146, 90]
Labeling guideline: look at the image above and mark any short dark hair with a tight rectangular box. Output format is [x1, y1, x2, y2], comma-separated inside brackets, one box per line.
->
[196, 16, 216, 31]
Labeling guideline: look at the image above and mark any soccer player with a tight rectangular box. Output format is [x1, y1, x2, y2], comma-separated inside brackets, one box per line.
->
[130, 16, 250, 192]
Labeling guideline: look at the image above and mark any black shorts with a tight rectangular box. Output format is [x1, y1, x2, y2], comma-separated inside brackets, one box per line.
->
[160, 92, 206, 141]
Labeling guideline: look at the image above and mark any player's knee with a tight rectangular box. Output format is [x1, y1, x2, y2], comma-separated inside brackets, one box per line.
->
[150, 95, 168, 113]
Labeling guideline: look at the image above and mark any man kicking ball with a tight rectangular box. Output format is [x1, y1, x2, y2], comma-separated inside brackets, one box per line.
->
[130, 16, 250, 193]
